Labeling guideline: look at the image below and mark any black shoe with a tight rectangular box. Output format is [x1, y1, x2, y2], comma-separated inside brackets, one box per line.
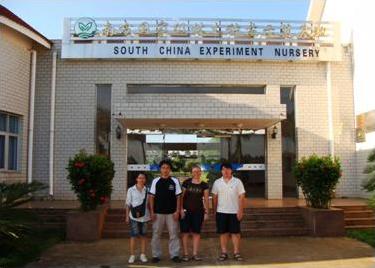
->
[151, 257, 160, 263]
[171, 256, 182, 263]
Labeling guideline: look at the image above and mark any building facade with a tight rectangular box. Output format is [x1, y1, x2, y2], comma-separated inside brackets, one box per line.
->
[0, 5, 50, 183]
[309, 0, 375, 198]
[0, 5, 362, 200]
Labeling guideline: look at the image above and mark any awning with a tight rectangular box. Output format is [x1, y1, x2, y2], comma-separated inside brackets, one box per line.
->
[116, 118, 284, 130]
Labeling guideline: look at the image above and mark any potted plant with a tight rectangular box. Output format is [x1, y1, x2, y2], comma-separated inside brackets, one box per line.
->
[362, 149, 375, 210]
[66, 150, 114, 241]
[293, 154, 344, 236]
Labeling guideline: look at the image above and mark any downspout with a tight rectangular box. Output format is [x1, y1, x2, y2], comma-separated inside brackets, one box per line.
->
[27, 50, 37, 183]
[326, 61, 334, 156]
[49, 51, 57, 196]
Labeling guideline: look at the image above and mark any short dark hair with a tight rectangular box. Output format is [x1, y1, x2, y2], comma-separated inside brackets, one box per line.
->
[220, 162, 233, 170]
[136, 172, 147, 180]
[159, 159, 173, 169]
[191, 164, 201, 171]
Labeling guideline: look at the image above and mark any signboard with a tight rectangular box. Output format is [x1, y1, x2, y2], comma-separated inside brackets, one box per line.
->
[62, 17, 341, 61]
[62, 43, 333, 61]
[127, 163, 266, 171]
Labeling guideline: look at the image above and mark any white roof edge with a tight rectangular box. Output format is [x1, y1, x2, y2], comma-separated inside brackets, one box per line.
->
[0, 16, 51, 49]
[307, 0, 326, 21]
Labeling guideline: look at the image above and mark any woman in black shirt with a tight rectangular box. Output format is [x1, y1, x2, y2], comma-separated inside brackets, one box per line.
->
[180, 165, 209, 261]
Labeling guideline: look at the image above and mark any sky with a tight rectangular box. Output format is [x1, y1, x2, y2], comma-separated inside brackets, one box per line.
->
[0, 0, 310, 39]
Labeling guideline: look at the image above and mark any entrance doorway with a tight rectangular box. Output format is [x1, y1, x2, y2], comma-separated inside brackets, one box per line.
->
[127, 129, 266, 197]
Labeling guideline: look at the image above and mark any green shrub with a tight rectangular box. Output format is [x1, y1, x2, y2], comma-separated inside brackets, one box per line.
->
[361, 149, 375, 210]
[362, 149, 375, 191]
[67, 150, 115, 211]
[0, 181, 50, 266]
[293, 154, 342, 209]
[347, 229, 375, 248]
[0, 181, 47, 242]
[368, 195, 375, 210]
[0, 181, 46, 210]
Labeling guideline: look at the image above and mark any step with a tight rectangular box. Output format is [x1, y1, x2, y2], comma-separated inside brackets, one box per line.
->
[106, 210, 304, 217]
[344, 210, 375, 218]
[104, 219, 306, 230]
[106, 207, 302, 215]
[334, 205, 372, 211]
[345, 218, 375, 226]
[105, 211, 303, 218]
[345, 225, 375, 230]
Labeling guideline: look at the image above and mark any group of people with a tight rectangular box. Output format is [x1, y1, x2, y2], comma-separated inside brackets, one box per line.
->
[125, 159, 245, 264]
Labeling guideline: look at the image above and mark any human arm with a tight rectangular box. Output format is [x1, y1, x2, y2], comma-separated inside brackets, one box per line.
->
[211, 181, 218, 215]
[237, 180, 246, 221]
[125, 205, 130, 224]
[203, 188, 210, 220]
[237, 193, 245, 221]
[149, 194, 156, 221]
[180, 188, 186, 219]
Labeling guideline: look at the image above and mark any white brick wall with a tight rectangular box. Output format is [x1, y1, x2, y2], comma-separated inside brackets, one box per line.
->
[266, 121, 282, 199]
[32, 40, 358, 200]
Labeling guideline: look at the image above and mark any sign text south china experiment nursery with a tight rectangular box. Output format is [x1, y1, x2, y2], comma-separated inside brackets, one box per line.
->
[61, 43, 326, 61]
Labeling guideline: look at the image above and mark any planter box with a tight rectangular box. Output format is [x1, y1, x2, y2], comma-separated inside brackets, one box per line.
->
[66, 206, 108, 241]
[300, 206, 345, 237]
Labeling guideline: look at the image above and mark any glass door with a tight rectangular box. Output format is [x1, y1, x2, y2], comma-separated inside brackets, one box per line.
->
[127, 130, 266, 197]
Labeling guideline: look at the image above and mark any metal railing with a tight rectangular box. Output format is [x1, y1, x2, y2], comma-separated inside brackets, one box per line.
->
[63, 17, 339, 47]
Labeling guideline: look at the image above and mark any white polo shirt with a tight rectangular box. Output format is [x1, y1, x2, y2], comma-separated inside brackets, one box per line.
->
[211, 176, 245, 214]
[126, 185, 150, 222]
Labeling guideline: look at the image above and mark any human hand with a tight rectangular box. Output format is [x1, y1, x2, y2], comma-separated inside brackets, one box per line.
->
[173, 211, 179, 221]
[237, 211, 243, 221]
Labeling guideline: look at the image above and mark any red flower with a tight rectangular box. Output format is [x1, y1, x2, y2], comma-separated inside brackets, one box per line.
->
[74, 161, 85, 168]
[99, 196, 110, 204]
[78, 179, 85, 185]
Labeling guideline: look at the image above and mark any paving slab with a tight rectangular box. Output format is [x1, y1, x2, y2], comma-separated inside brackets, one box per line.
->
[26, 237, 375, 268]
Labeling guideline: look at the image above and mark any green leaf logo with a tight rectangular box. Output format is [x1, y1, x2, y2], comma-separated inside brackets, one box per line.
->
[74, 18, 97, 39]
[79, 22, 93, 32]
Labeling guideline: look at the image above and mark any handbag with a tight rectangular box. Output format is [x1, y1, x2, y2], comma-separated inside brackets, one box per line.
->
[130, 188, 148, 218]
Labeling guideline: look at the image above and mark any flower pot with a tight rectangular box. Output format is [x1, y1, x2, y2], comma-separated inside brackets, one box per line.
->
[66, 206, 108, 241]
[300, 206, 345, 237]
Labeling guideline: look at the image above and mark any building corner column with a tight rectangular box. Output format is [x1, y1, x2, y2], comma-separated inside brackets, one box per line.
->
[110, 118, 128, 200]
[265, 122, 283, 199]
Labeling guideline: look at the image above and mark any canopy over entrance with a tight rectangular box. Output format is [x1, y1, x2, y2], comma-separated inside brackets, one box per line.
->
[116, 118, 283, 130]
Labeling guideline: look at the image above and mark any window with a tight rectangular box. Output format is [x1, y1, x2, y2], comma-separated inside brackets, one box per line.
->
[96, 85, 112, 157]
[0, 112, 20, 171]
[280, 86, 297, 198]
[127, 84, 266, 94]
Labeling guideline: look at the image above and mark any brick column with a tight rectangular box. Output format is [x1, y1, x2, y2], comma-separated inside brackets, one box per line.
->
[110, 118, 128, 200]
[265, 122, 283, 199]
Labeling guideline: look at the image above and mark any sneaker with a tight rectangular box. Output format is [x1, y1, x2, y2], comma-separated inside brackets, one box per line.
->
[151, 257, 160, 263]
[140, 254, 148, 263]
[181, 255, 190, 262]
[192, 255, 202, 261]
[128, 255, 136, 264]
[171, 256, 182, 263]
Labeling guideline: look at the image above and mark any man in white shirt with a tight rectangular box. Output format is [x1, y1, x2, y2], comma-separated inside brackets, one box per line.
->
[211, 163, 245, 262]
